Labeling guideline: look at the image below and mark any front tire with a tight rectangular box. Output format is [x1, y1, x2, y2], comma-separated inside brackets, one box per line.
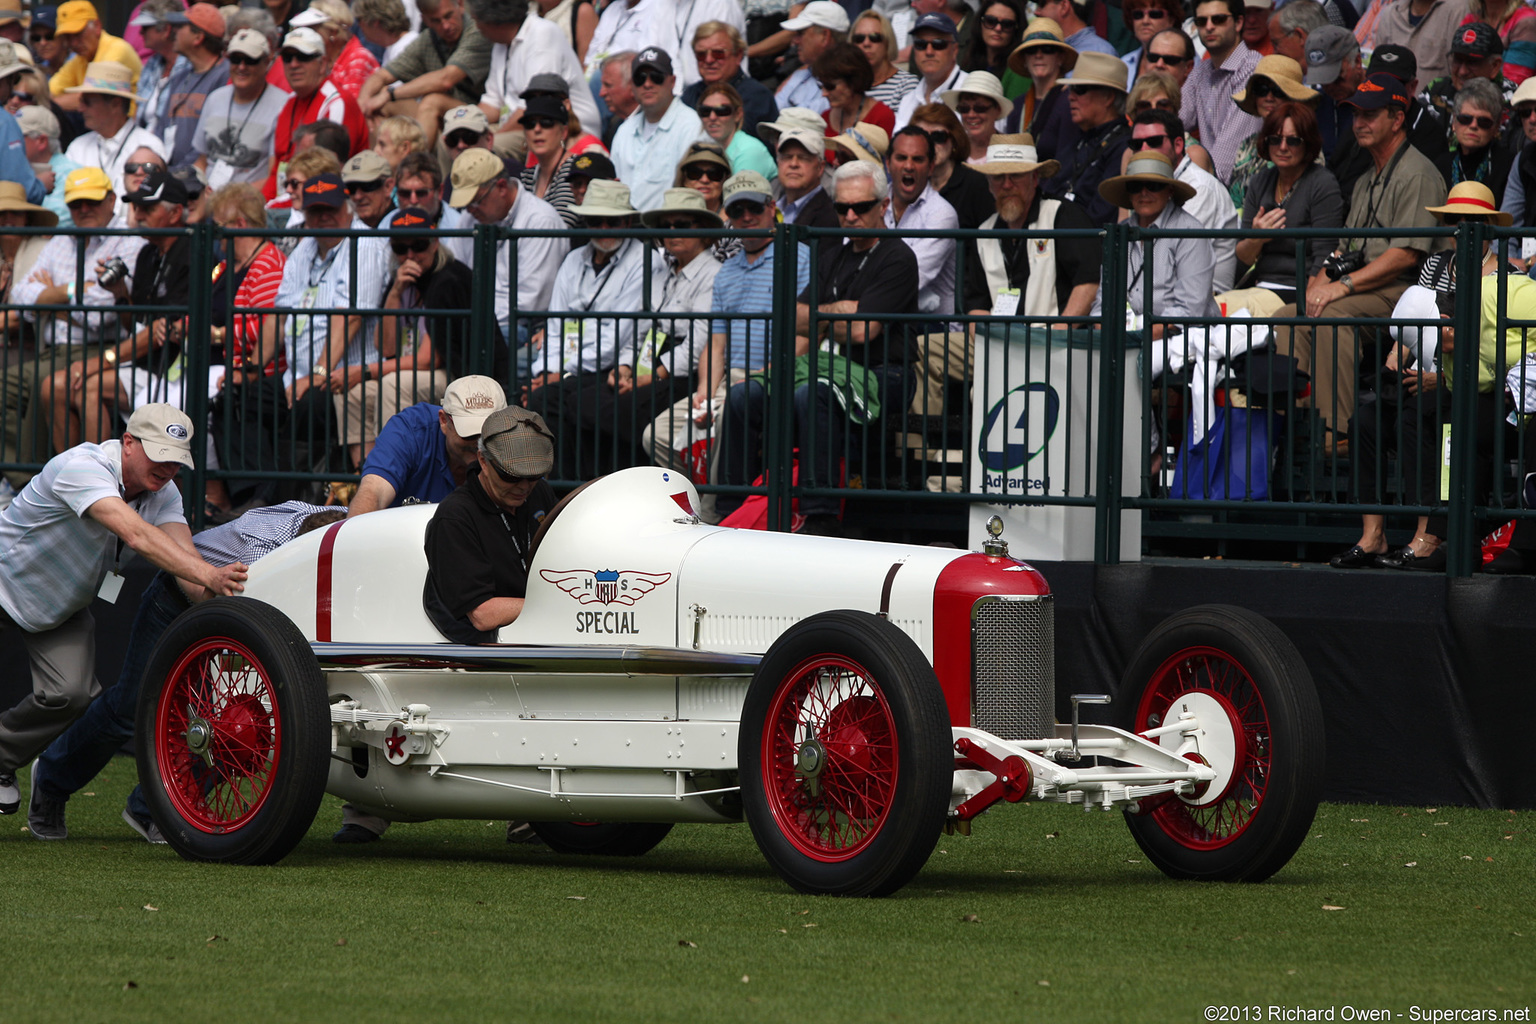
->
[740, 610, 952, 897]
[1119, 604, 1325, 882]
[135, 598, 330, 865]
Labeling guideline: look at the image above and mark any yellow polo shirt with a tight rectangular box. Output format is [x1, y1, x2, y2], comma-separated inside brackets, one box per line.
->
[49, 32, 144, 96]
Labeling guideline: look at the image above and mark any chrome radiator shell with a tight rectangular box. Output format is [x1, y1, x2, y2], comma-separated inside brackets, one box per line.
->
[970, 594, 1055, 741]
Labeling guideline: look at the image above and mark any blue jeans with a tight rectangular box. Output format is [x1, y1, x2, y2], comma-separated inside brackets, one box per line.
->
[33, 571, 187, 819]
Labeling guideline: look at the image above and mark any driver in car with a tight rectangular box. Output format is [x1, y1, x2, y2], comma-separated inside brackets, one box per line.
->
[422, 405, 557, 644]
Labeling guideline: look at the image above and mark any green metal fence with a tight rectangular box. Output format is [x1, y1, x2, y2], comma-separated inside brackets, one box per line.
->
[2, 217, 1532, 576]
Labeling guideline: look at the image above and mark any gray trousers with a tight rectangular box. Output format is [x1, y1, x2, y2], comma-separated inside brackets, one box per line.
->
[0, 606, 101, 773]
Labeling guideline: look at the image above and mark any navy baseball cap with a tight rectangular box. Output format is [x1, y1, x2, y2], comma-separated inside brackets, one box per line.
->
[912, 12, 958, 36]
[1344, 72, 1410, 111]
[32, 4, 57, 30]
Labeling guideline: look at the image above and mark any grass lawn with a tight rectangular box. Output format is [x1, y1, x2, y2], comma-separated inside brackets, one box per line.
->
[5, 758, 1532, 1024]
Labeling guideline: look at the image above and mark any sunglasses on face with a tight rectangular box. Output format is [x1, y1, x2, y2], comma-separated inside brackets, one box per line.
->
[12, 91, 32, 104]
[445, 130, 481, 148]
[921, 128, 951, 148]
[584, 215, 628, 228]
[683, 163, 727, 181]
[912, 37, 952, 50]
[1145, 50, 1187, 65]
[345, 179, 386, 195]
[398, 186, 437, 200]
[659, 218, 700, 230]
[228, 53, 263, 67]
[1128, 7, 1168, 19]
[123, 161, 162, 175]
[66, 197, 106, 211]
[726, 199, 766, 219]
[698, 103, 736, 118]
[1128, 134, 1170, 150]
[851, 32, 884, 43]
[392, 239, 432, 255]
[980, 15, 1018, 30]
[1456, 112, 1497, 130]
[632, 69, 667, 86]
[1250, 79, 1284, 99]
[523, 115, 563, 129]
[484, 458, 541, 484]
[834, 198, 880, 216]
[955, 101, 998, 115]
[1127, 180, 1169, 195]
[1265, 133, 1304, 149]
[1193, 13, 1231, 26]
[1021, 46, 1057, 58]
[1133, 98, 1174, 111]
[280, 49, 320, 62]
[694, 47, 730, 62]
[1518, 104, 1536, 119]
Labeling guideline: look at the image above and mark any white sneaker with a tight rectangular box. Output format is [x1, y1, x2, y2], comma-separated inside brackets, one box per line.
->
[122, 808, 168, 845]
[0, 771, 17, 815]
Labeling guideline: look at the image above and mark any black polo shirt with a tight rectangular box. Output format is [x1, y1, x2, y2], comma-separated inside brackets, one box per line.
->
[798, 236, 920, 367]
[422, 467, 557, 644]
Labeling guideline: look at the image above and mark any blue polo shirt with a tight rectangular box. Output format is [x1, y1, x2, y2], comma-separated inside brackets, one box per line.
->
[712, 241, 812, 370]
[359, 403, 455, 505]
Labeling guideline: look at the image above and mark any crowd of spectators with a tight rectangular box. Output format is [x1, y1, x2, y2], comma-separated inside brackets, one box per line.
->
[2, 0, 1536, 558]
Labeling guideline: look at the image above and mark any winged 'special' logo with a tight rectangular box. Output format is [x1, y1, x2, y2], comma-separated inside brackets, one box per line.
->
[538, 569, 673, 605]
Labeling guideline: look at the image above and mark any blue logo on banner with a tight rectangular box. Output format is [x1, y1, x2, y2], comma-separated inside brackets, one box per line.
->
[979, 382, 1059, 475]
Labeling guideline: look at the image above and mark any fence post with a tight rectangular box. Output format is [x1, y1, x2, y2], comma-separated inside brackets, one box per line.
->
[185, 220, 214, 529]
[470, 221, 500, 380]
[1095, 223, 1128, 565]
[1446, 221, 1481, 577]
[763, 222, 799, 532]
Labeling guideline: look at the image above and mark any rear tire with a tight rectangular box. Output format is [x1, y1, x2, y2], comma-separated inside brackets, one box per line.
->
[529, 821, 673, 856]
[740, 610, 952, 897]
[135, 598, 330, 865]
[1119, 604, 1325, 882]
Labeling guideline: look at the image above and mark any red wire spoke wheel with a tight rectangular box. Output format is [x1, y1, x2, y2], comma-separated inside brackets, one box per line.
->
[1119, 605, 1326, 883]
[155, 639, 282, 833]
[136, 598, 330, 865]
[761, 660, 897, 860]
[741, 611, 952, 897]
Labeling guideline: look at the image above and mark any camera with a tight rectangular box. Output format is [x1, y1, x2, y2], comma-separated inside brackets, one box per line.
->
[97, 257, 130, 288]
[1322, 248, 1367, 281]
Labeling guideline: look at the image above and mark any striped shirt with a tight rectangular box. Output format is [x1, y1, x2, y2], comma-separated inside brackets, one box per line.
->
[227, 242, 287, 376]
[193, 501, 332, 566]
[867, 70, 920, 113]
[0, 440, 186, 632]
[520, 158, 579, 229]
[712, 240, 811, 370]
[274, 216, 389, 389]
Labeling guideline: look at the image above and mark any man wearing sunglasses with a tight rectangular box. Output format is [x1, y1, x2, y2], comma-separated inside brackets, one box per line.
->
[341, 149, 396, 228]
[1043, 51, 1130, 225]
[384, 150, 475, 267]
[681, 21, 775, 138]
[265, 28, 369, 202]
[1128, 108, 1238, 290]
[1272, 72, 1449, 446]
[774, 1, 847, 116]
[193, 28, 286, 190]
[610, 48, 704, 211]
[28, 6, 68, 77]
[718, 162, 918, 535]
[893, 13, 964, 132]
[1419, 22, 1519, 149]
[422, 404, 555, 644]
[1181, 0, 1261, 183]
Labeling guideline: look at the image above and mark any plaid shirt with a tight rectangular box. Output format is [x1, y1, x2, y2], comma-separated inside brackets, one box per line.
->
[1180, 41, 1263, 185]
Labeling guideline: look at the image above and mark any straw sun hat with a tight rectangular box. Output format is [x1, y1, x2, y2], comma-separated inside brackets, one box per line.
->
[1232, 54, 1319, 115]
[1098, 150, 1196, 209]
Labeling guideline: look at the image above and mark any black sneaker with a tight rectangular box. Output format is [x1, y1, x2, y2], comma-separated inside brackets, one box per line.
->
[0, 771, 17, 815]
[27, 763, 66, 840]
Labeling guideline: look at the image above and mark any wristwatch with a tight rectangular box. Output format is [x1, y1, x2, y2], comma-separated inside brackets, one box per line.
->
[1340, 274, 1356, 295]
[387, 83, 398, 102]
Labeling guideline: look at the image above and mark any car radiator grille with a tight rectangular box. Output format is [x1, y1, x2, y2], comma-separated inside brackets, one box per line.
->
[971, 596, 1055, 741]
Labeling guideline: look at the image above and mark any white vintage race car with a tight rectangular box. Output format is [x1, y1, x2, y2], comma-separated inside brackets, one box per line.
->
[134, 468, 1326, 896]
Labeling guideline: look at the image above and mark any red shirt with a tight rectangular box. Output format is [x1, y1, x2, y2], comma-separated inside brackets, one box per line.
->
[328, 35, 379, 102]
[264, 79, 370, 199]
[228, 242, 288, 376]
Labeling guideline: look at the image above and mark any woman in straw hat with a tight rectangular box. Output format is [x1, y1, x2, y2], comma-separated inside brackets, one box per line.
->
[1004, 17, 1076, 147]
[825, 120, 889, 167]
[1227, 53, 1319, 206]
[1332, 180, 1526, 572]
[1230, 101, 1340, 307]
[1095, 149, 1218, 337]
[0, 181, 58, 344]
[672, 140, 740, 263]
[943, 70, 1013, 165]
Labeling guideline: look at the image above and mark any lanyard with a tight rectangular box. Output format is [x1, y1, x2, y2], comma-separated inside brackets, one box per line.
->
[829, 243, 875, 302]
[220, 83, 269, 160]
[308, 239, 343, 290]
[574, 247, 622, 312]
[169, 63, 224, 122]
[97, 126, 135, 180]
